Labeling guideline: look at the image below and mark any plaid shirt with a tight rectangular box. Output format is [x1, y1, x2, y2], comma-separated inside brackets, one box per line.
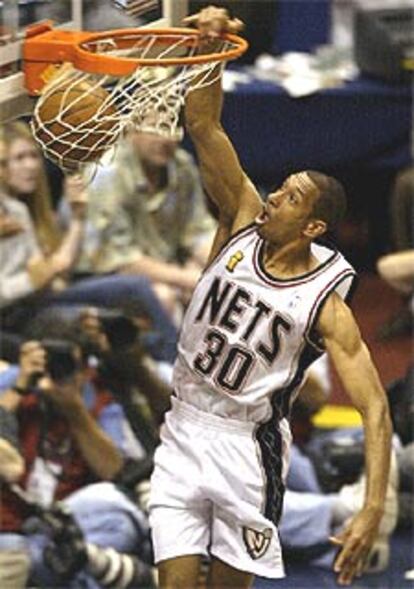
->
[77, 140, 216, 273]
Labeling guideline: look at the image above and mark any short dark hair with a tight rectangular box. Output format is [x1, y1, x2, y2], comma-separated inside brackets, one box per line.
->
[306, 170, 347, 230]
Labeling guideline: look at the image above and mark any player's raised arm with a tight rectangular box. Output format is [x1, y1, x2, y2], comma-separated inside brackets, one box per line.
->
[184, 6, 262, 235]
[317, 293, 393, 586]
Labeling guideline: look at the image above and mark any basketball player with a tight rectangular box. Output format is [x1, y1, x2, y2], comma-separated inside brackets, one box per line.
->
[149, 6, 394, 588]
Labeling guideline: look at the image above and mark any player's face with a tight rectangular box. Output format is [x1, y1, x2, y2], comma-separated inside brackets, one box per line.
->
[256, 172, 321, 244]
[6, 138, 42, 195]
[132, 131, 178, 168]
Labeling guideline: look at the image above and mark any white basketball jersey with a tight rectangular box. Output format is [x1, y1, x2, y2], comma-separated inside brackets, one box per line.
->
[173, 224, 356, 424]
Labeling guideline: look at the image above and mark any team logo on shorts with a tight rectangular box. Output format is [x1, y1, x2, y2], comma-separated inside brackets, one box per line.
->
[242, 526, 273, 559]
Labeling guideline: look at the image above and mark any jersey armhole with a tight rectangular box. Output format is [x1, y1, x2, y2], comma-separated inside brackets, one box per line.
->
[305, 272, 358, 352]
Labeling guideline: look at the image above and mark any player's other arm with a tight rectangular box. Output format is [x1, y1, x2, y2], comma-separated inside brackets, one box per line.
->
[317, 293, 393, 585]
[184, 7, 262, 243]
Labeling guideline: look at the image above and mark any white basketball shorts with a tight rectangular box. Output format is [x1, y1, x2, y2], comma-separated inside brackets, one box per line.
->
[149, 396, 286, 579]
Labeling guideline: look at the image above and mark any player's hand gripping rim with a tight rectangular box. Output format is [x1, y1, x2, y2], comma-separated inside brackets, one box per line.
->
[183, 5, 244, 47]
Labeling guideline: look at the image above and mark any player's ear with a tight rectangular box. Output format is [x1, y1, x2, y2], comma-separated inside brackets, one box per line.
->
[303, 219, 327, 239]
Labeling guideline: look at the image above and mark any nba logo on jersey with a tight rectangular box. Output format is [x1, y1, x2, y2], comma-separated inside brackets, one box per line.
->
[242, 526, 273, 559]
[226, 250, 244, 272]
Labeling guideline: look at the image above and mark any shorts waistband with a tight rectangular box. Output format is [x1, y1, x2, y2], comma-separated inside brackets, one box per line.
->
[170, 396, 255, 435]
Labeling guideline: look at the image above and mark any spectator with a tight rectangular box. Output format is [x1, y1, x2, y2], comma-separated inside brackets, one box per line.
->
[73, 125, 216, 321]
[389, 167, 414, 253]
[0, 326, 156, 588]
[0, 361, 31, 588]
[377, 249, 414, 297]
[0, 385, 24, 484]
[0, 122, 178, 365]
[0, 121, 87, 299]
[376, 167, 414, 339]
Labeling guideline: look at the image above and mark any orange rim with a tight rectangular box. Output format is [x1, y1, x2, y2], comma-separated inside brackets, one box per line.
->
[72, 27, 248, 76]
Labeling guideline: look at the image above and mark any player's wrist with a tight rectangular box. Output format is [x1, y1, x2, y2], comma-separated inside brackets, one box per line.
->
[362, 502, 384, 518]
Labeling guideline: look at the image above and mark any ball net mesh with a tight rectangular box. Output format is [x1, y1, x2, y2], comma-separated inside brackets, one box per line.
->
[30, 31, 241, 170]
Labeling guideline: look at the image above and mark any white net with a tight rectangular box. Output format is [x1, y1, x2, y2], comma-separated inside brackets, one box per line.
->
[30, 30, 241, 170]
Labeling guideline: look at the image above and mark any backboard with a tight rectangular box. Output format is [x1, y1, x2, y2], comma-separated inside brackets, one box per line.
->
[0, 0, 188, 122]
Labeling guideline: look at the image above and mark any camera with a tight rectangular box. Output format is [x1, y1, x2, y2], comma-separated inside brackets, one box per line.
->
[41, 339, 81, 383]
[96, 309, 140, 350]
[77, 310, 140, 385]
[308, 437, 365, 493]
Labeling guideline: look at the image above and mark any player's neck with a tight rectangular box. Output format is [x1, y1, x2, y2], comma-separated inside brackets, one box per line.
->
[263, 240, 317, 279]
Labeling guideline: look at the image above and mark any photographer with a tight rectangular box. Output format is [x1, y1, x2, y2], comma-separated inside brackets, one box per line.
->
[0, 333, 154, 587]
[0, 358, 29, 589]
[78, 307, 172, 429]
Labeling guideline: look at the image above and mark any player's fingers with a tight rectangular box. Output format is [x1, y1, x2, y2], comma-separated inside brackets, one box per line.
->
[337, 543, 371, 585]
[355, 542, 373, 577]
[184, 7, 230, 35]
[329, 535, 344, 546]
[334, 536, 370, 585]
[227, 17, 245, 33]
[355, 554, 368, 578]
[199, 27, 220, 41]
[329, 527, 349, 549]
[198, 18, 224, 36]
[183, 8, 226, 26]
[182, 13, 200, 25]
[337, 559, 360, 586]
[333, 535, 358, 573]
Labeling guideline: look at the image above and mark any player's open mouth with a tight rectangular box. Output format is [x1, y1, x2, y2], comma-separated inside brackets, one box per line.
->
[255, 206, 269, 225]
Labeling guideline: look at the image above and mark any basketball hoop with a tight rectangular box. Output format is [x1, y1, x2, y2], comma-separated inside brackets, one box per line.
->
[24, 25, 248, 170]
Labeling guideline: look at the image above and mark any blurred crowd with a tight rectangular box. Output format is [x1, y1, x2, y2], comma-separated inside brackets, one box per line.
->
[0, 111, 412, 588]
[0, 118, 217, 588]
[0, 1, 413, 586]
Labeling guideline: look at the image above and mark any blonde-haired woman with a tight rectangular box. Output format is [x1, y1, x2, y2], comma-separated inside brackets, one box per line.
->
[0, 120, 87, 281]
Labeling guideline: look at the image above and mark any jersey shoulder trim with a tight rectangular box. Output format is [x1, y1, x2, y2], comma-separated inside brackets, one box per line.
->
[253, 239, 343, 288]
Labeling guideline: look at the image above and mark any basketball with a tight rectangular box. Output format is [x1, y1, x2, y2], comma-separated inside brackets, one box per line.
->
[31, 78, 119, 169]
